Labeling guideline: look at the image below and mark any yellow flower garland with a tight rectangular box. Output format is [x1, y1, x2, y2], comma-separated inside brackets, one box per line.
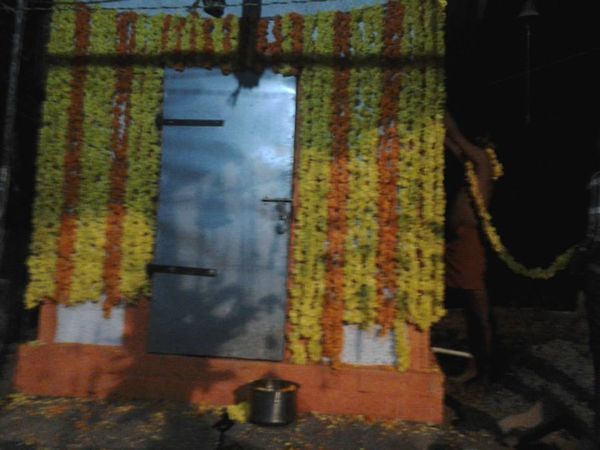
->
[484, 147, 504, 180]
[288, 13, 335, 364]
[120, 15, 164, 300]
[396, 0, 420, 370]
[69, 10, 117, 304]
[343, 7, 382, 326]
[25, 10, 76, 308]
[465, 160, 574, 279]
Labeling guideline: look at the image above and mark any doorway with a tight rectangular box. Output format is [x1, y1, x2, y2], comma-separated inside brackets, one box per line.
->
[147, 68, 296, 361]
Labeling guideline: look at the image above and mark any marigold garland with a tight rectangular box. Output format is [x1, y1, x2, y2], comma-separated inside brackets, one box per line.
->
[102, 12, 137, 315]
[415, 0, 446, 329]
[188, 12, 201, 63]
[375, 0, 403, 333]
[321, 11, 352, 364]
[280, 13, 303, 75]
[342, 6, 382, 330]
[69, 9, 117, 305]
[257, 18, 270, 51]
[172, 16, 186, 69]
[202, 18, 214, 68]
[53, 4, 92, 304]
[465, 160, 574, 279]
[485, 147, 504, 181]
[160, 15, 172, 52]
[25, 9, 76, 308]
[120, 14, 163, 301]
[288, 12, 333, 364]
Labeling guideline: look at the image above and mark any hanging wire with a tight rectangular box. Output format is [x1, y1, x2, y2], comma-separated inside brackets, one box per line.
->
[51, 0, 131, 4]
[487, 49, 599, 87]
[1, 0, 371, 12]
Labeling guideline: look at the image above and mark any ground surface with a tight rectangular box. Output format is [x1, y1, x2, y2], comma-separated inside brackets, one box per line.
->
[0, 304, 596, 449]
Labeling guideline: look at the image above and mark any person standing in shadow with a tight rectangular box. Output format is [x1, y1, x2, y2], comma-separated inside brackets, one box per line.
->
[443, 112, 496, 384]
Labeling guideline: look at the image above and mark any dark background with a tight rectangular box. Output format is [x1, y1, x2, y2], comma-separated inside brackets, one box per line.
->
[445, 0, 600, 309]
[1, 0, 51, 348]
[0, 0, 599, 348]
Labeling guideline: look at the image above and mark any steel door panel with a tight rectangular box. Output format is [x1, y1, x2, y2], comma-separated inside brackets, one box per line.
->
[148, 68, 295, 361]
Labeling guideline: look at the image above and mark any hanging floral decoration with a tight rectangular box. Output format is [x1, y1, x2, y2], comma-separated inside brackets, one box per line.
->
[465, 157, 575, 280]
[25, 8, 76, 308]
[321, 11, 351, 365]
[53, 4, 92, 305]
[102, 12, 138, 315]
[70, 8, 117, 307]
[26, 0, 446, 370]
[375, 0, 403, 334]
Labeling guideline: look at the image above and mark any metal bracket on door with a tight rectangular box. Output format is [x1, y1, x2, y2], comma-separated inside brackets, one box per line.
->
[147, 263, 217, 277]
[260, 198, 291, 203]
[155, 114, 225, 130]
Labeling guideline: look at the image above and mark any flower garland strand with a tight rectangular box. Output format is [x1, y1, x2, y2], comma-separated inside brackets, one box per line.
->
[414, 0, 446, 330]
[25, 9, 76, 308]
[53, 4, 92, 304]
[321, 11, 352, 364]
[342, 6, 382, 327]
[160, 15, 172, 53]
[69, 9, 117, 305]
[465, 159, 575, 279]
[202, 18, 214, 68]
[188, 12, 201, 65]
[119, 16, 164, 301]
[102, 12, 138, 315]
[429, 0, 447, 326]
[395, 0, 420, 371]
[375, 0, 403, 333]
[485, 147, 503, 180]
[288, 13, 330, 364]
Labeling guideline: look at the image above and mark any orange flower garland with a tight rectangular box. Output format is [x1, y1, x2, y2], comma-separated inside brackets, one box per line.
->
[321, 11, 352, 363]
[271, 16, 283, 58]
[160, 15, 171, 52]
[280, 13, 303, 75]
[376, 0, 404, 333]
[102, 12, 137, 315]
[174, 17, 186, 53]
[189, 12, 199, 54]
[53, 4, 91, 304]
[289, 13, 304, 56]
[256, 18, 269, 64]
[173, 16, 186, 69]
[202, 18, 214, 68]
[223, 15, 234, 54]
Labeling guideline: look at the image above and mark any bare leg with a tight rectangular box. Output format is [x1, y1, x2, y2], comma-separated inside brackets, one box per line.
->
[464, 288, 494, 380]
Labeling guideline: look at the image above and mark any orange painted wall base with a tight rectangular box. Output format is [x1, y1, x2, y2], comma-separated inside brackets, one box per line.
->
[13, 302, 444, 423]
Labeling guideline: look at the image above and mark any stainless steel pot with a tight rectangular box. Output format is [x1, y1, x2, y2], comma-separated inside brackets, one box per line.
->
[249, 378, 299, 426]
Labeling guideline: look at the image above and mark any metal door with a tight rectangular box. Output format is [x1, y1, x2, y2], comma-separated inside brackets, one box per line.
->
[147, 69, 296, 361]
